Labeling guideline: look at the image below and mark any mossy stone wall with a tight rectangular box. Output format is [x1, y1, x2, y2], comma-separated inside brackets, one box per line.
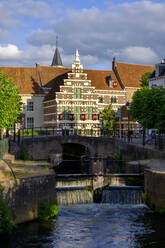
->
[0, 174, 57, 224]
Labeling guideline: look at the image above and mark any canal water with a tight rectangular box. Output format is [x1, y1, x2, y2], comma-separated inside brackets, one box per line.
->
[1, 203, 165, 248]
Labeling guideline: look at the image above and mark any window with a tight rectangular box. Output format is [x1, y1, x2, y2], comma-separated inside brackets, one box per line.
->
[27, 101, 34, 111]
[74, 106, 81, 120]
[73, 88, 82, 99]
[109, 80, 114, 88]
[27, 117, 34, 129]
[62, 106, 69, 120]
[87, 107, 93, 120]
[98, 96, 103, 103]
[111, 96, 117, 103]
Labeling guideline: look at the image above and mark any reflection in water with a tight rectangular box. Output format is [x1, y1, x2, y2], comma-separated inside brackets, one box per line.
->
[1, 204, 165, 248]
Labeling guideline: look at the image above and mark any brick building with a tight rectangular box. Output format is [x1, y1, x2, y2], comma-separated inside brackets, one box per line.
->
[0, 44, 155, 134]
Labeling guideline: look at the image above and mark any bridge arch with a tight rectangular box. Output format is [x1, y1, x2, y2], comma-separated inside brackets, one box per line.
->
[56, 142, 91, 174]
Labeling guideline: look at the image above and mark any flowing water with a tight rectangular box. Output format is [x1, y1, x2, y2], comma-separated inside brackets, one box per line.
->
[56, 187, 93, 205]
[102, 186, 143, 204]
[1, 203, 165, 248]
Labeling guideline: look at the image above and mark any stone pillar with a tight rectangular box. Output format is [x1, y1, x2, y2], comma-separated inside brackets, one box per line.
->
[49, 145, 62, 173]
[91, 157, 105, 190]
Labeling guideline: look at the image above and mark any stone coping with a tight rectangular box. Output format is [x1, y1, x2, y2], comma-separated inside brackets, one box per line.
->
[145, 159, 165, 173]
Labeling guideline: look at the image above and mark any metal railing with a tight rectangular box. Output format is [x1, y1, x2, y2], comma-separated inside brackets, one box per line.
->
[8, 126, 165, 149]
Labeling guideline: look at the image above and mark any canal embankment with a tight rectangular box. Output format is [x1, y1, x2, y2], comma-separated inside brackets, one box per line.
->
[0, 160, 57, 225]
[144, 159, 165, 213]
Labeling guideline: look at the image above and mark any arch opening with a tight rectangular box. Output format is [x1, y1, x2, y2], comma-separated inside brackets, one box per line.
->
[56, 143, 90, 174]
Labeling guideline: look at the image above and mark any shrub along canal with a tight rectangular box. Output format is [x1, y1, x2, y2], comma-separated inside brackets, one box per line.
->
[1, 203, 165, 248]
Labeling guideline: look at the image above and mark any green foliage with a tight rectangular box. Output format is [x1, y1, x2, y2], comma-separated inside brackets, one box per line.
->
[18, 147, 29, 160]
[130, 86, 165, 132]
[38, 202, 58, 221]
[140, 71, 152, 88]
[0, 184, 14, 234]
[0, 71, 22, 129]
[101, 104, 117, 131]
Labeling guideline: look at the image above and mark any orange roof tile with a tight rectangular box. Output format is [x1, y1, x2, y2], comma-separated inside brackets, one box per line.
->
[84, 69, 122, 91]
[115, 62, 155, 88]
[0, 66, 122, 98]
[0, 66, 43, 94]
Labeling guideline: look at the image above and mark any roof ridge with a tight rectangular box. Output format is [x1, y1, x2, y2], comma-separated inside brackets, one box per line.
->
[116, 61, 155, 67]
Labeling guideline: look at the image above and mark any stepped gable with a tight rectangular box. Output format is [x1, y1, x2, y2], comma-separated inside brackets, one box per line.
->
[115, 62, 155, 88]
[44, 67, 122, 101]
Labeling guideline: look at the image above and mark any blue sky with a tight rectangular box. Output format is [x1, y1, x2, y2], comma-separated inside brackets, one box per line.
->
[0, 0, 164, 69]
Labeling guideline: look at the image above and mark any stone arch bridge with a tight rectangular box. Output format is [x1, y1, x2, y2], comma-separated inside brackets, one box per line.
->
[16, 135, 149, 161]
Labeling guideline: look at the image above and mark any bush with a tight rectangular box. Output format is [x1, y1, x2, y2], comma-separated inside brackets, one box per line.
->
[18, 147, 29, 160]
[38, 202, 58, 221]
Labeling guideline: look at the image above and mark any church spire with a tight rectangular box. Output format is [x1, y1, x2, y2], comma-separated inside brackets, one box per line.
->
[51, 36, 63, 67]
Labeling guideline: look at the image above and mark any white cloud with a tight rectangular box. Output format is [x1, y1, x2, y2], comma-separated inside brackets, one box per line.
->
[120, 46, 158, 64]
[0, 44, 98, 68]
[107, 46, 158, 64]
[0, 1, 165, 67]
[0, 44, 22, 59]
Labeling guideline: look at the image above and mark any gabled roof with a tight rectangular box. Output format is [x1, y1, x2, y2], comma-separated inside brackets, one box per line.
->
[44, 68, 122, 101]
[0, 66, 70, 95]
[114, 62, 155, 88]
[0, 66, 122, 98]
[0, 66, 43, 94]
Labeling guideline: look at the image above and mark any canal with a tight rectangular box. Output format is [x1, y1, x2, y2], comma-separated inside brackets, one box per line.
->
[1, 203, 165, 248]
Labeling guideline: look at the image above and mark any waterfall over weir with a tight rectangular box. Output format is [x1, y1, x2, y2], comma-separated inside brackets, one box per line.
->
[56, 185, 143, 205]
[56, 187, 93, 205]
[102, 186, 143, 204]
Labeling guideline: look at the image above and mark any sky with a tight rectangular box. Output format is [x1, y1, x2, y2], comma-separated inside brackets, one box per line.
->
[0, 0, 164, 69]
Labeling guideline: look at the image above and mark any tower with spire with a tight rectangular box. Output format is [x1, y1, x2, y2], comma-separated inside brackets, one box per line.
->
[51, 36, 63, 67]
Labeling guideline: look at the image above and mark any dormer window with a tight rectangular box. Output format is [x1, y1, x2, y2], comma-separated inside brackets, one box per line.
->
[109, 80, 114, 88]
[107, 75, 114, 88]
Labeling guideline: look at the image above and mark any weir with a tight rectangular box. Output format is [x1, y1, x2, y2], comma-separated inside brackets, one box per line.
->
[102, 186, 143, 204]
[56, 186, 93, 205]
[55, 174, 144, 205]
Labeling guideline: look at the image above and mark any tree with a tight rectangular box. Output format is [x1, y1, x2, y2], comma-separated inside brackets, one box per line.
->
[101, 104, 117, 132]
[0, 71, 22, 138]
[140, 71, 152, 88]
[130, 85, 165, 146]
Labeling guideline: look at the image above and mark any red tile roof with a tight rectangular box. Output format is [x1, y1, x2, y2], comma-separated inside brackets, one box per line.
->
[0, 62, 155, 100]
[114, 62, 155, 88]
[0, 66, 122, 97]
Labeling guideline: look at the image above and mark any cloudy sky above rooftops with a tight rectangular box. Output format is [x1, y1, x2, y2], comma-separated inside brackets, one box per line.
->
[0, 0, 164, 69]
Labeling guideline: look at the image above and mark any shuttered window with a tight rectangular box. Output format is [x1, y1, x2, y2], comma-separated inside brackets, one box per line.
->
[73, 88, 82, 99]
[87, 107, 93, 120]
[74, 106, 81, 120]
[62, 106, 69, 120]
